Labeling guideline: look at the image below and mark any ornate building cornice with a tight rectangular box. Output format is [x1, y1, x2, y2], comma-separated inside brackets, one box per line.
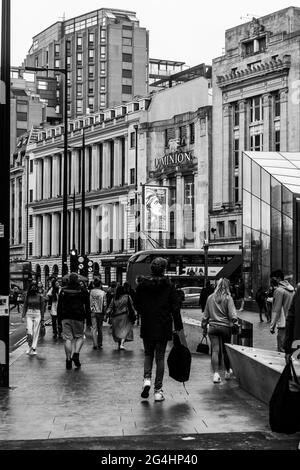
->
[217, 55, 291, 89]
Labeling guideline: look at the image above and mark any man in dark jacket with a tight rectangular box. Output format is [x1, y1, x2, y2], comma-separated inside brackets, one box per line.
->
[199, 281, 214, 312]
[284, 283, 300, 362]
[57, 273, 91, 370]
[134, 257, 183, 402]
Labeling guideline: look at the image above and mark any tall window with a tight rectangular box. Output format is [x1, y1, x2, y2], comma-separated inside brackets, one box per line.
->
[274, 92, 281, 117]
[184, 176, 195, 242]
[76, 83, 83, 97]
[189, 123, 195, 144]
[217, 221, 225, 238]
[250, 97, 263, 122]
[275, 130, 280, 151]
[234, 103, 239, 127]
[234, 175, 239, 204]
[229, 220, 237, 237]
[77, 53, 82, 65]
[130, 132, 136, 148]
[250, 134, 263, 151]
[88, 50, 94, 62]
[130, 168, 135, 185]
[77, 69, 82, 82]
[234, 139, 239, 169]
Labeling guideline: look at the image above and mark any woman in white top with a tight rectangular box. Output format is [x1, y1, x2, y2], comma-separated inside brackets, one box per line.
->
[201, 277, 238, 384]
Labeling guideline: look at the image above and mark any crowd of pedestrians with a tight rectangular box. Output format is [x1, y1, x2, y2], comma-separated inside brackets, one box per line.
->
[20, 258, 300, 396]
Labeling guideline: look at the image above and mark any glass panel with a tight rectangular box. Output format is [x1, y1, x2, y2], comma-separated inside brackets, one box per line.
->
[282, 215, 293, 279]
[245, 151, 282, 160]
[271, 177, 281, 210]
[243, 225, 251, 268]
[261, 201, 270, 235]
[262, 265, 270, 290]
[261, 233, 271, 269]
[255, 160, 294, 168]
[261, 169, 270, 204]
[243, 154, 251, 192]
[271, 236, 282, 271]
[251, 229, 261, 296]
[271, 207, 282, 240]
[282, 187, 293, 218]
[279, 152, 300, 161]
[252, 195, 260, 231]
[275, 175, 300, 186]
[252, 161, 261, 198]
[243, 190, 251, 227]
[264, 167, 296, 175]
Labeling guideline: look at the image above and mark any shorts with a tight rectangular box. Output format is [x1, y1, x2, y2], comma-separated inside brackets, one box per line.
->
[62, 319, 84, 341]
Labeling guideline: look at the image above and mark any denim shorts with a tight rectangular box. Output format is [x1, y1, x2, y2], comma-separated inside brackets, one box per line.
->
[62, 319, 84, 340]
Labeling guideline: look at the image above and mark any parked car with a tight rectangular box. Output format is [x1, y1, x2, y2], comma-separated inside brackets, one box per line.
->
[181, 286, 202, 307]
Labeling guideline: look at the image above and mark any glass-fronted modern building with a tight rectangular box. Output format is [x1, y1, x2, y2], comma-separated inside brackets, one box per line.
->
[242, 151, 300, 297]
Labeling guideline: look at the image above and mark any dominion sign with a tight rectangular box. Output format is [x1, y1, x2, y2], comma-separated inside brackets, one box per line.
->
[154, 151, 193, 170]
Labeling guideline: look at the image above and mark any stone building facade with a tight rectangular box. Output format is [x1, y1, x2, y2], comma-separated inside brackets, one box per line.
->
[17, 75, 211, 288]
[211, 6, 300, 249]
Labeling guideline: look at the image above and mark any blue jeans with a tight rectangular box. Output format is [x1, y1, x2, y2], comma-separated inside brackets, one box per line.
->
[143, 339, 168, 391]
[208, 324, 232, 372]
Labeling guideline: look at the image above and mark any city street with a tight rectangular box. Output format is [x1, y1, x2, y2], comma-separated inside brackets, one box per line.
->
[0, 309, 299, 450]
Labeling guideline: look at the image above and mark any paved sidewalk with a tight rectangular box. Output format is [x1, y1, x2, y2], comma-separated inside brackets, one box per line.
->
[0, 314, 299, 450]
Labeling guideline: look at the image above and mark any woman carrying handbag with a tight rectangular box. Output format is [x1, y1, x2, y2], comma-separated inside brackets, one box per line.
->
[106, 285, 135, 350]
[201, 277, 238, 384]
[22, 281, 45, 356]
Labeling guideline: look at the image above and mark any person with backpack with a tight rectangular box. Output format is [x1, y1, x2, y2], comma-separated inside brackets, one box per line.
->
[134, 257, 183, 402]
[90, 278, 107, 350]
[201, 277, 238, 384]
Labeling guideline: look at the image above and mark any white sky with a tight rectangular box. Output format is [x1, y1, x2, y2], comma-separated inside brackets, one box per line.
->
[11, 0, 300, 66]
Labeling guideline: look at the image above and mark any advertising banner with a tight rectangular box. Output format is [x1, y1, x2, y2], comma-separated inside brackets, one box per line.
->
[144, 186, 169, 233]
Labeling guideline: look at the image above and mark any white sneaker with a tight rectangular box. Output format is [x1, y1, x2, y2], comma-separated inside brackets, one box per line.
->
[213, 372, 221, 384]
[31, 349, 37, 356]
[26, 348, 32, 355]
[154, 389, 165, 402]
[225, 369, 233, 380]
[141, 378, 151, 399]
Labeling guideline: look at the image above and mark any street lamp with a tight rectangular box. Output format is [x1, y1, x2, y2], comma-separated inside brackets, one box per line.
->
[203, 231, 209, 286]
[25, 39, 69, 276]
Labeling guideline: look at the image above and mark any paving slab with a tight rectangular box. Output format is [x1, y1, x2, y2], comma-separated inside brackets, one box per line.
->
[0, 313, 298, 450]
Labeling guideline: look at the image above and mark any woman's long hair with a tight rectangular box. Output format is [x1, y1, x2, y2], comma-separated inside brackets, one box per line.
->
[115, 285, 125, 300]
[51, 278, 59, 302]
[214, 278, 231, 304]
[27, 282, 38, 297]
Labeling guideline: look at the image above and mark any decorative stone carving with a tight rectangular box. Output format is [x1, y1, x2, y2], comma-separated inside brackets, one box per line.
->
[249, 17, 265, 37]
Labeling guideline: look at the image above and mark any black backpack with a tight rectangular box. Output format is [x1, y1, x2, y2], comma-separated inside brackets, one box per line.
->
[167, 332, 191, 383]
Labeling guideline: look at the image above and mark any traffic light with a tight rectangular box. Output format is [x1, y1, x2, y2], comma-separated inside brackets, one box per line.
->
[78, 255, 93, 277]
[70, 249, 78, 273]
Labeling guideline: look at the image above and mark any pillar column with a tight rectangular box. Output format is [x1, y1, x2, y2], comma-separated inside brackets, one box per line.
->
[280, 88, 288, 151]
[124, 136, 128, 185]
[222, 104, 232, 205]
[238, 100, 246, 202]
[92, 144, 100, 191]
[176, 174, 184, 248]
[114, 139, 121, 187]
[35, 160, 40, 201]
[103, 142, 110, 189]
[35, 215, 42, 257]
[71, 150, 78, 194]
[90, 205, 98, 253]
[263, 93, 271, 151]
[51, 213, 59, 256]
[112, 203, 119, 252]
[42, 215, 50, 256]
[43, 158, 49, 199]
[162, 178, 169, 248]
